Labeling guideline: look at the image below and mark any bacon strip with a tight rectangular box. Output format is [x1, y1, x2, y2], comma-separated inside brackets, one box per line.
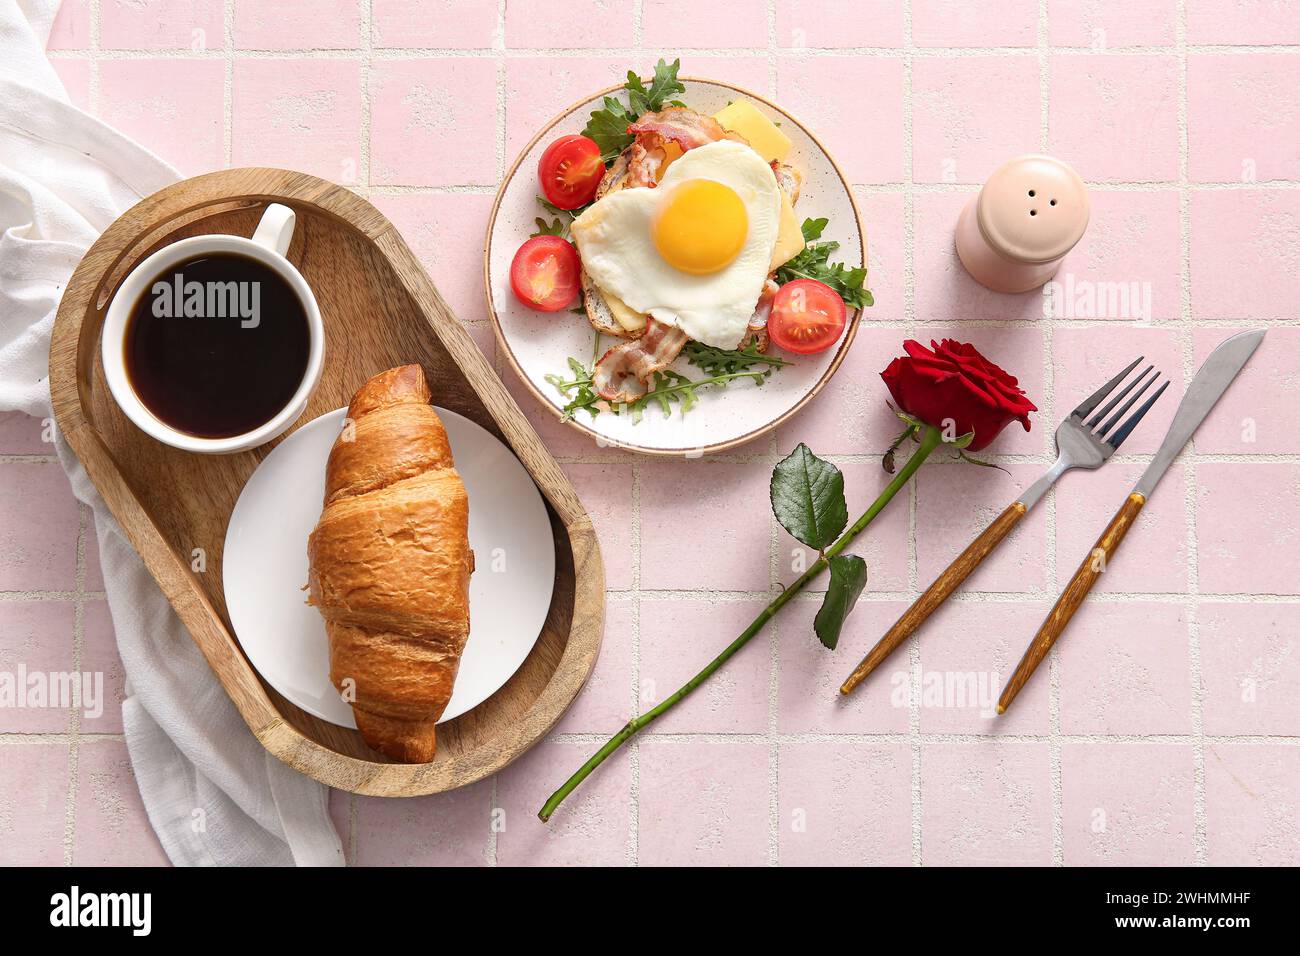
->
[627, 107, 731, 151]
[741, 279, 780, 352]
[592, 319, 689, 403]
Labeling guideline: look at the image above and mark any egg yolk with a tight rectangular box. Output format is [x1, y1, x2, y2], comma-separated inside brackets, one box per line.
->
[652, 179, 748, 275]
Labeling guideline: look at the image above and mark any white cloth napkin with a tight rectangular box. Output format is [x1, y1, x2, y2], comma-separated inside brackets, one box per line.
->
[0, 0, 344, 866]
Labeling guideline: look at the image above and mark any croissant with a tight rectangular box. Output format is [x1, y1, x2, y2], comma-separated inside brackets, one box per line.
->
[306, 365, 474, 762]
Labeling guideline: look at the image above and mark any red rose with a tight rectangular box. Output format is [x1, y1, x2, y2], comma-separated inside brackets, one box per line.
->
[881, 339, 1037, 451]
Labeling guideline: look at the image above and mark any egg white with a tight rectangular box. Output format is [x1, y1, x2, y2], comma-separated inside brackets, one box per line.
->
[570, 140, 781, 349]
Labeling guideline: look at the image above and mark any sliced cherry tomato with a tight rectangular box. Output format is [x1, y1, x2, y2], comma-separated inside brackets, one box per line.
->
[768, 279, 847, 355]
[509, 236, 582, 313]
[538, 135, 604, 210]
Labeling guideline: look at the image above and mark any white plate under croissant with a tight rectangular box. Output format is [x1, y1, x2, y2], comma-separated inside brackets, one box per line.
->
[223, 400, 555, 747]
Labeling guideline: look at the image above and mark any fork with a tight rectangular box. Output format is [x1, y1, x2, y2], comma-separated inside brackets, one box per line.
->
[840, 357, 1170, 696]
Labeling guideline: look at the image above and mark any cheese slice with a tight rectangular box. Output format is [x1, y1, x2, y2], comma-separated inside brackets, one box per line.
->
[770, 193, 805, 270]
[713, 100, 792, 164]
[603, 289, 647, 333]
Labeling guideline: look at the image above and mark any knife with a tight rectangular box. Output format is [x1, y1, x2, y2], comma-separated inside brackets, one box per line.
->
[997, 329, 1266, 715]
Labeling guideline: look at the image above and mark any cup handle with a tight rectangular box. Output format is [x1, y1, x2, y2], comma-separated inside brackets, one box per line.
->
[251, 202, 296, 257]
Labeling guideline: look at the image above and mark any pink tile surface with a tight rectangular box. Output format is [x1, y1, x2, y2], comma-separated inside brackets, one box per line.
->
[1192, 327, 1297, 455]
[0, 462, 81, 591]
[1049, 55, 1180, 183]
[234, 0, 363, 50]
[51, 58, 91, 111]
[638, 739, 768, 865]
[1047, 0, 1176, 47]
[551, 600, 634, 734]
[232, 59, 363, 182]
[99, 0, 224, 51]
[1196, 463, 1300, 595]
[496, 740, 631, 866]
[1190, 190, 1300, 320]
[372, 0, 499, 49]
[1057, 602, 1193, 735]
[777, 56, 905, 184]
[917, 600, 1053, 735]
[73, 741, 170, 866]
[46, 0, 91, 50]
[1051, 324, 1184, 455]
[561, 462, 635, 590]
[0, 744, 70, 865]
[1055, 190, 1181, 320]
[639, 598, 769, 733]
[776, 599, 912, 734]
[98, 59, 225, 174]
[921, 743, 1053, 865]
[912, 0, 1038, 47]
[639, 459, 771, 591]
[1061, 744, 1195, 865]
[916, 463, 1049, 593]
[1205, 745, 1300, 866]
[1186, 0, 1300, 45]
[0, 412, 50, 455]
[1188, 54, 1300, 183]
[369, 58, 498, 186]
[81, 601, 126, 734]
[369, 192, 496, 322]
[778, 742, 912, 865]
[354, 781, 491, 865]
[773, 325, 909, 456]
[505, 0, 635, 50]
[642, 0, 768, 49]
[20, 3, 1300, 868]
[0, 601, 74, 732]
[911, 57, 1040, 185]
[1199, 603, 1300, 736]
[1054, 463, 1189, 594]
[775, 0, 904, 49]
[778, 461, 911, 593]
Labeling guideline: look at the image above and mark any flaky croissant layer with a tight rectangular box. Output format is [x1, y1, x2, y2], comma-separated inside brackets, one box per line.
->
[307, 365, 473, 763]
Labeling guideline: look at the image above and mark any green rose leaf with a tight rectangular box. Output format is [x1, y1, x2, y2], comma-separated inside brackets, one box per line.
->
[813, 554, 868, 650]
[770, 443, 848, 551]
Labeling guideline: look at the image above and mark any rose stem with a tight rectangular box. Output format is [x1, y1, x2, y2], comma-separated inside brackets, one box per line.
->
[538, 424, 945, 822]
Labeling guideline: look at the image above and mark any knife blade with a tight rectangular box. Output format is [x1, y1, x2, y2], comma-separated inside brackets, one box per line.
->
[1134, 329, 1265, 499]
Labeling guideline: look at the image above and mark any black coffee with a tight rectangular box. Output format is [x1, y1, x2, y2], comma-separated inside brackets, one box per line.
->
[124, 252, 311, 439]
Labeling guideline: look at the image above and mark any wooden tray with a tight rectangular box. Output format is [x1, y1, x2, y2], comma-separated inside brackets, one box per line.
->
[49, 168, 604, 797]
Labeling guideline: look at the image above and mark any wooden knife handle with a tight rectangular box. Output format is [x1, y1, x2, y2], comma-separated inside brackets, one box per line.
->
[998, 491, 1147, 714]
[840, 501, 1027, 696]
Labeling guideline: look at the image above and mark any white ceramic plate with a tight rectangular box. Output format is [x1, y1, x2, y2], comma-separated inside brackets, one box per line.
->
[223, 406, 556, 728]
[486, 77, 867, 456]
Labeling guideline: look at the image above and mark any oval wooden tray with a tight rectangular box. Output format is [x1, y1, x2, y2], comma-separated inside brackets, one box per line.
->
[49, 168, 604, 797]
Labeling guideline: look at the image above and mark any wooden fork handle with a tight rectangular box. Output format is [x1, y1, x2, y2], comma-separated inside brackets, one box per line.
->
[998, 492, 1147, 714]
[840, 501, 1027, 695]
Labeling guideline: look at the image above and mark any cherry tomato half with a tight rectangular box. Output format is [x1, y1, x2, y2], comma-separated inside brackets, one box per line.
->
[509, 236, 582, 313]
[538, 135, 604, 210]
[768, 279, 847, 355]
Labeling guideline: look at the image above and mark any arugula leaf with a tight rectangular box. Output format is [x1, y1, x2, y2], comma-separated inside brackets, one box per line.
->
[770, 443, 848, 551]
[531, 217, 568, 238]
[776, 218, 874, 311]
[545, 358, 602, 422]
[683, 341, 792, 378]
[813, 554, 868, 650]
[582, 59, 685, 162]
[546, 349, 769, 423]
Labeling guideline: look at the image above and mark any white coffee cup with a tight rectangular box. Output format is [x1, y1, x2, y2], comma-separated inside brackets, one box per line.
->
[101, 203, 325, 454]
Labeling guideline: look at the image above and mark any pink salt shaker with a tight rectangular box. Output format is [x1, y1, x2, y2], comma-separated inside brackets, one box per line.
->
[955, 154, 1089, 294]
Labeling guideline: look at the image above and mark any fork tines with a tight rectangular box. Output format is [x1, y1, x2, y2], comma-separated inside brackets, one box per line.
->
[1071, 356, 1171, 451]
